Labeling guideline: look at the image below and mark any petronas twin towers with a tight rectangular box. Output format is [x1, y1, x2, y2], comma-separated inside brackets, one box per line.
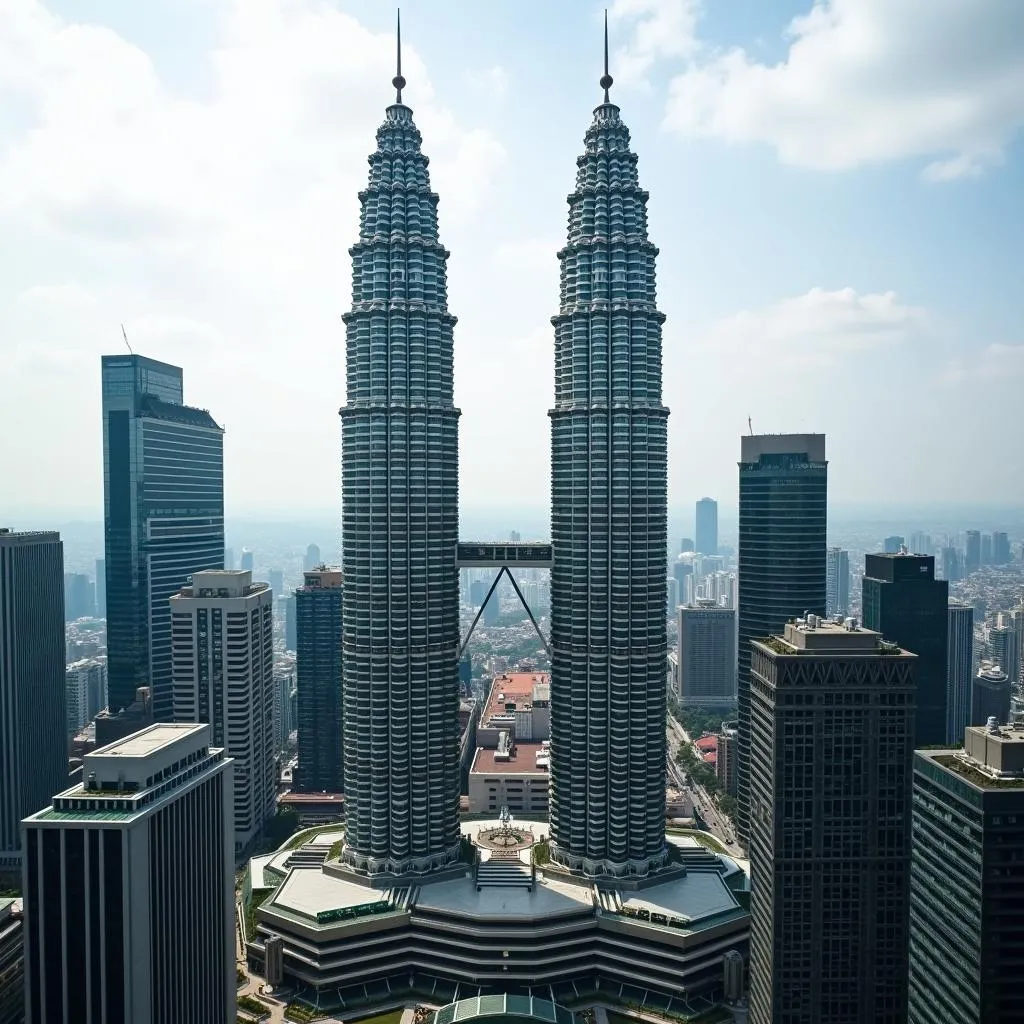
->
[340, 17, 667, 880]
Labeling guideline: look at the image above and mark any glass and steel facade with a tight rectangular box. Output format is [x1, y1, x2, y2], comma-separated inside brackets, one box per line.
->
[736, 434, 827, 845]
[0, 530, 66, 872]
[908, 748, 1024, 1024]
[339, 91, 461, 876]
[548, 92, 669, 876]
[296, 570, 344, 794]
[102, 355, 224, 721]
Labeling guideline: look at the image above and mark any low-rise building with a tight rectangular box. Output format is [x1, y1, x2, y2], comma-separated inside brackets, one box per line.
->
[468, 740, 549, 815]
[0, 898, 23, 1024]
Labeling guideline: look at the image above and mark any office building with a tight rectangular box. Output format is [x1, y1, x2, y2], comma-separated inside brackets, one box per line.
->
[991, 530, 1011, 565]
[717, 721, 738, 796]
[296, 569, 344, 794]
[677, 602, 736, 706]
[965, 530, 981, 574]
[981, 533, 993, 566]
[695, 497, 718, 556]
[65, 658, 107, 734]
[303, 544, 321, 572]
[224, 547, 234, 571]
[101, 354, 224, 720]
[0, 530, 67, 875]
[268, 568, 283, 597]
[884, 535, 905, 554]
[1008, 606, 1024, 683]
[908, 720, 1024, 1023]
[338, 61, 462, 879]
[240, 549, 254, 572]
[940, 545, 961, 582]
[971, 663, 1011, 726]
[273, 674, 294, 754]
[281, 593, 297, 651]
[987, 624, 1020, 692]
[170, 570, 274, 854]
[63, 572, 94, 621]
[0, 897, 23, 1024]
[21, 723, 235, 1024]
[909, 531, 932, 556]
[862, 552, 948, 746]
[825, 546, 850, 617]
[736, 433, 827, 844]
[680, 537, 695, 553]
[94, 558, 106, 618]
[748, 619, 916, 1024]
[947, 602, 975, 743]
[94, 686, 154, 748]
[549, 54, 668, 878]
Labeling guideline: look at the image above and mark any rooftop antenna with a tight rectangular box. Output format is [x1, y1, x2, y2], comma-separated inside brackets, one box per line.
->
[121, 323, 133, 356]
[600, 9, 614, 104]
[392, 9, 406, 104]
[748, 416, 753, 435]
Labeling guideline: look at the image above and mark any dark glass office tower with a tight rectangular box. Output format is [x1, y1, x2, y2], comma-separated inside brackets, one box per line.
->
[549, 56, 669, 877]
[736, 434, 827, 845]
[339, 52, 461, 877]
[296, 569, 344, 793]
[862, 553, 948, 745]
[909, 726, 1024, 1024]
[0, 530, 66, 873]
[748, 621, 916, 1024]
[101, 355, 224, 720]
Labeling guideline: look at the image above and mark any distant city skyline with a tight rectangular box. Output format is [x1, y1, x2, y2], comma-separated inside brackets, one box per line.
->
[1, 1, 1022, 516]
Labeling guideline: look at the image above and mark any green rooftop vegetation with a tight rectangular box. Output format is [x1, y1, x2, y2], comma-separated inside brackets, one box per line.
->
[934, 754, 1024, 789]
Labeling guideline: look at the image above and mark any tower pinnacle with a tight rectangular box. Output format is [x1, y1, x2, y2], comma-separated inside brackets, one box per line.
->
[392, 8, 406, 104]
[600, 8, 613, 104]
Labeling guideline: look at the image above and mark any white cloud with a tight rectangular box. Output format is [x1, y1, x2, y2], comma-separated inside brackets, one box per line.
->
[466, 65, 509, 101]
[609, 0, 700, 89]
[0, 0, 505, 515]
[691, 286, 927, 369]
[941, 343, 1024, 384]
[663, 0, 1024, 179]
[493, 238, 560, 275]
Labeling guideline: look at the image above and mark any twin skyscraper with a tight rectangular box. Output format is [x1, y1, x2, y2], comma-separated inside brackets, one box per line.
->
[338, 15, 668, 881]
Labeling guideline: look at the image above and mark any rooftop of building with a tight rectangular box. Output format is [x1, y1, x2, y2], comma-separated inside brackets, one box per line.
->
[483, 671, 550, 724]
[919, 720, 1024, 789]
[472, 741, 549, 777]
[299, 568, 343, 590]
[173, 568, 269, 600]
[0, 528, 60, 543]
[755, 616, 910, 657]
[740, 432, 826, 462]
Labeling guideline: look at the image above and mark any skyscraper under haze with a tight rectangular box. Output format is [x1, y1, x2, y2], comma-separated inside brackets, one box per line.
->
[338, 54, 461, 877]
[965, 530, 981, 574]
[695, 497, 718, 556]
[0, 530, 66, 873]
[296, 569, 344, 794]
[947, 601, 975, 743]
[862, 552, 948, 746]
[825, 546, 850, 617]
[549, 59, 669, 877]
[101, 355, 224, 721]
[736, 434, 827, 844]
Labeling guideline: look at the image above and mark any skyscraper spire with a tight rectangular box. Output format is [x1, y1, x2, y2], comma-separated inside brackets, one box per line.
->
[548, 23, 669, 879]
[393, 8, 406, 104]
[600, 8, 613, 104]
[339, 15, 462, 880]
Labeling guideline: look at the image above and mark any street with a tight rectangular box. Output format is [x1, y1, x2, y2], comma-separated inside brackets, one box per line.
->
[666, 714, 736, 847]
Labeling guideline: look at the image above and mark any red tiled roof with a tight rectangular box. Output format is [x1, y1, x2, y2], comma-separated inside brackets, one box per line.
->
[483, 671, 550, 724]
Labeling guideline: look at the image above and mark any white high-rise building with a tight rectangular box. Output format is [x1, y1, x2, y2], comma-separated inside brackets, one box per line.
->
[170, 569, 274, 854]
[21, 723, 235, 1024]
[825, 547, 850, 618]
[65, 658, 108, 735]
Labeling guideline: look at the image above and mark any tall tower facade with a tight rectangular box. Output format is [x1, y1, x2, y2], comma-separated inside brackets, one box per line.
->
[0, 530, 66, 873]
[825, 546, 850, 617]
[170, 570, 275, 855]
[947, 601, 975, 743]
[549, 50, 669, 877]
[22, 723, 235, 1024]
[862, 552, 948, 745]
[101, 354, 224, 720]
[339, 50, 461, 877]
[296, 568, 344, 794]
[748, 620, 916, 1024]
[736, 433, 827, 844]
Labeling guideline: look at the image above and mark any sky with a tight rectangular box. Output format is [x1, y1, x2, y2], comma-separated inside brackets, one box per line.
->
[1, 0, 1022, 522]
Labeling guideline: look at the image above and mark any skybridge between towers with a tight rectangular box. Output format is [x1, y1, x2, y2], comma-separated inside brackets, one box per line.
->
[456, 542, 553, 657]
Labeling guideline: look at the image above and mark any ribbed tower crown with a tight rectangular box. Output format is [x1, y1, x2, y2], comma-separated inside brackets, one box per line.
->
[339, 73, 462, 878]
[548, 85, 669, 878]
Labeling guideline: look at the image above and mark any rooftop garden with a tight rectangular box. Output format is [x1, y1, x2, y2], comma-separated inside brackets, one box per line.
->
[934, 754, 1024, 790]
